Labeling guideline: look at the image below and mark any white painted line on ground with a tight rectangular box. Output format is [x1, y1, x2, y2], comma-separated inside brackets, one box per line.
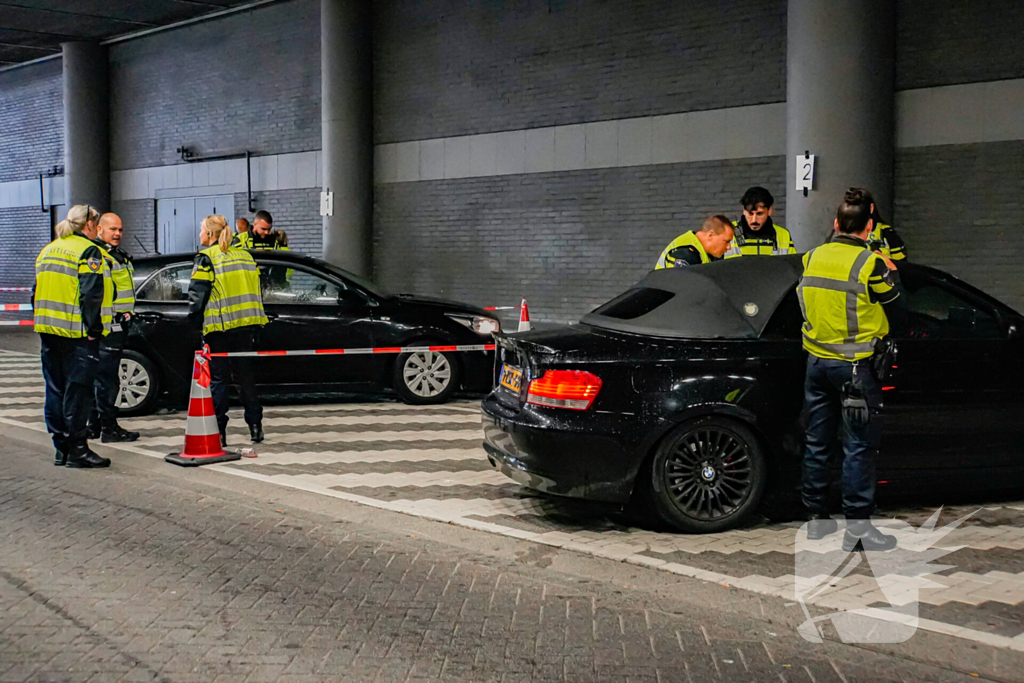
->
[134, 428, 482, 448]
[267, 470, 510, 489]
[122, 412, 480, 431]
[227, 448, 486, 465]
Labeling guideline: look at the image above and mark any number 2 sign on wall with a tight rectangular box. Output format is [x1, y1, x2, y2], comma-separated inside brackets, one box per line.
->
[796, 152, 815, 196]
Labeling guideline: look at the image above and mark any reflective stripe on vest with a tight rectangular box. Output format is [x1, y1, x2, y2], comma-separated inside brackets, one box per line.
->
[33, 234, 114, 338]
[110, 258, 135, 314]
[198, 246, 269, 335]
[724, 222, 795, 258]
[796, 243, 888, 361]
[654, 231, 709, 269]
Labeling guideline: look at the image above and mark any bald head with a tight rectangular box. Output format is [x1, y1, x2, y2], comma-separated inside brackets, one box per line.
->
[98, 213, 123, 247]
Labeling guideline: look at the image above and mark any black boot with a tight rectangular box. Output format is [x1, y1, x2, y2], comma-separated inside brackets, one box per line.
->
[65, 440, 111, 469]
[219, 425, 228, 448]
[86, 422, 101, 441]
[249, 423, 264, 443]
[52, 436, 69, 467]
[842, 520, 897, 552]
[101, 421, 140, 443]
[806, 513, 838, 540]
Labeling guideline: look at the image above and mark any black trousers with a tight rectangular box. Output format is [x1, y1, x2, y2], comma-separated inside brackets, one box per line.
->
[205, 327, 262, 432]
[801, 355, 882, 519]
[89, 329, 126, 428]
[40, 334, 99, 452]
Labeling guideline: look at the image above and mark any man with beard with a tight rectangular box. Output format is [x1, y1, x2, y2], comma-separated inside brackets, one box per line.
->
[724, 186, 797, 257]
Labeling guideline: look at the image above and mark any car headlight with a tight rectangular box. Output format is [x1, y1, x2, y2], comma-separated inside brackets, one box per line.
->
[447, 314, 500, 336]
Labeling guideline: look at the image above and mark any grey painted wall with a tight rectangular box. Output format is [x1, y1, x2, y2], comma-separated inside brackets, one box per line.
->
[109, 0, 320, 171]
[0, 60, 63, 184]
[373, 0, 787, 143]
[894, 140, 1024, 313]
[375, 156, 785, 322]
[896, 0, 1024, 90]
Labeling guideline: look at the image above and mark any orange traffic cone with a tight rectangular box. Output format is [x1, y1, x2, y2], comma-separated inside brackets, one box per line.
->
[518, 297, 531, 332]
[165, 348, 241, 467]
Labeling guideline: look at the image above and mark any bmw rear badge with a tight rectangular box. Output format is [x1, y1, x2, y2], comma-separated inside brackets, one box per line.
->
[702, 465, 716, 481]
[743, 302, 759, 317]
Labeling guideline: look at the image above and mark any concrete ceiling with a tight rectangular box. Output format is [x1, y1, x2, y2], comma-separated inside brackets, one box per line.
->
[0, 1, 258, 66]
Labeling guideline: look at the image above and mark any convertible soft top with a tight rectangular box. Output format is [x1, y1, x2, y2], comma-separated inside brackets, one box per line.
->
[582, 255, 805, 339]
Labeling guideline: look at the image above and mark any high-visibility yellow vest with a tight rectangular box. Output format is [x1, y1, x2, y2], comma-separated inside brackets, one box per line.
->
[654, 231, 710, 269]
[105, 250, 135, 315]
[33, 234, 114, 338]
[724, 221, 796, 258]
[797, 242, 891, 361]
[232, 231, 254, 249]
[192, 245, 268, 335]
[867, 222, 906, 261]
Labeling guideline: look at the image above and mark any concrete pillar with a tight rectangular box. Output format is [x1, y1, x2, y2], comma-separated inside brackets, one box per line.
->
[786, 0, 895, 251]
[62, 42, 110, 211]
[321, 0, 373, 277]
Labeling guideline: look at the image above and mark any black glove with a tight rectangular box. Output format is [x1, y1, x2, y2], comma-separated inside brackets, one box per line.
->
[841, 381, 870, 429]
[871, 337, 897, 382]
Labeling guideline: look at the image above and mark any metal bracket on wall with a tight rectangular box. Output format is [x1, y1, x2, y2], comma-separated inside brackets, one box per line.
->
[38, 165, 64, 213]
[176, 146, 256, 213]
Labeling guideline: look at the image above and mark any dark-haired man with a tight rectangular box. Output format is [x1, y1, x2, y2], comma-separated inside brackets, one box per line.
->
[654, 215, 735, 268]
[249, 210, 289, 251]
[797, 187, 901, 551]
[725, 186, 796, 257]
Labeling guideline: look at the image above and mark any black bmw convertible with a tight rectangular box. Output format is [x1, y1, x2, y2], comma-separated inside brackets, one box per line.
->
[482, 256, 1024, 533]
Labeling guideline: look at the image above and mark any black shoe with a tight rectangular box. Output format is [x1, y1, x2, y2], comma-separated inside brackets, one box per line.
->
[101, 424, 140, 443]
[842, 521, 897, 552]
[806, 514, 838, 540]
[66, 447, 111, 469]
[249, 424, 264, 444]
[87, 423, 101, 440]
[220, 430, 228, 448]
[52, 436, 68, 466]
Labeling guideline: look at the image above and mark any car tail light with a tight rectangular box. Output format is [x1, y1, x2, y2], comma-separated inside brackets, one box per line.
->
[526, 370, 602, 410]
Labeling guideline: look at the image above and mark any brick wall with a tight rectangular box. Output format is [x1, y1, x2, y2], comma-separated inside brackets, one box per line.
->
[897, 0, 1024, 90]
[374, 0, 786, 143]
[894, 140, 1024, 313]
[109, 0, 320, 171]
[0, 207, 51, 288]
[0, 60, 63, 183]
[110, 199, 157, 258]
[374, 156, 785, 322]
[235, 189, 322, 256]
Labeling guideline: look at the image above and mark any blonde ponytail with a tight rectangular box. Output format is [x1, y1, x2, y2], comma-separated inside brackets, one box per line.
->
[55, 204, 100, 239]
[201, 215, 233, 253]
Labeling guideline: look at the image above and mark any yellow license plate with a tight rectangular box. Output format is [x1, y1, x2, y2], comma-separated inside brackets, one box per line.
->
[500, 364, 523, 393]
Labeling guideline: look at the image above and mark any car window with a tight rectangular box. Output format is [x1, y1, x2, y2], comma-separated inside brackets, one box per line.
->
[260, 264, 348, 305]
[899, 275, 1002, 340]
[136, 264, 192, 301]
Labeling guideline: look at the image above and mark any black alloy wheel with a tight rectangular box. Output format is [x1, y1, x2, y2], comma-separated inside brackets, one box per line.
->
[645, 416, 766, 533]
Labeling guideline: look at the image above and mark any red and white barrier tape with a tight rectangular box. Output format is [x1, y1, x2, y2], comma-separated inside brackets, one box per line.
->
[0, 304, 32, 311]
[0, 320, 33, 327]
[209, 343, 495, 358]
[483, 306, 521, 311]
[0, 287, 31, 293]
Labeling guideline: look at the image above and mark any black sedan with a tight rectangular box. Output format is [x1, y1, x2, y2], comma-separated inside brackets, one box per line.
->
[482, 256, 1024, 533]
[118, 251, 498, 414]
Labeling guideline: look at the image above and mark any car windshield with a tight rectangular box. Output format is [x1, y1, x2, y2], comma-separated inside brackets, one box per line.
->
[582, 256, 804, 339]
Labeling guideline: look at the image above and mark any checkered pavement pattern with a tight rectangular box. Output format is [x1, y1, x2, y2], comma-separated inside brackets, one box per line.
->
[1, 347, 1022, 656]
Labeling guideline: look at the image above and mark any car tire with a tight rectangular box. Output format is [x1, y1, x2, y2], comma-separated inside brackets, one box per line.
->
[392, 343, 460, 405]
[643, 416, 767, 534]
[116, 350, 161, 417]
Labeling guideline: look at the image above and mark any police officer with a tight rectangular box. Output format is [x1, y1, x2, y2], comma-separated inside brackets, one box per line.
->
[724, 186, 797, 257]
[34, 205, 114, 468]
[247, 210, 289, 251]
[188, 215, 269, 446]
[797, 188, 901, 551]
[654, 216, 735, 269]
[87, 213, 140, 443]
[867, 203, 908, 262]
[232, 217, 253, 249]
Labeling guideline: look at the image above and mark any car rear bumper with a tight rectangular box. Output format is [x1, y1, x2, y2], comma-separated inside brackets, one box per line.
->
[480, 394, 644, 503]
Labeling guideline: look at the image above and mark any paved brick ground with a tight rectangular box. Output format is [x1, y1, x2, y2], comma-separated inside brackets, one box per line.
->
[0, 433, 1009, 683]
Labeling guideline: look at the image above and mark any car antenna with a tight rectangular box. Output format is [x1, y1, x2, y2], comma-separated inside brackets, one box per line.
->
[134, 234, 159, 255]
